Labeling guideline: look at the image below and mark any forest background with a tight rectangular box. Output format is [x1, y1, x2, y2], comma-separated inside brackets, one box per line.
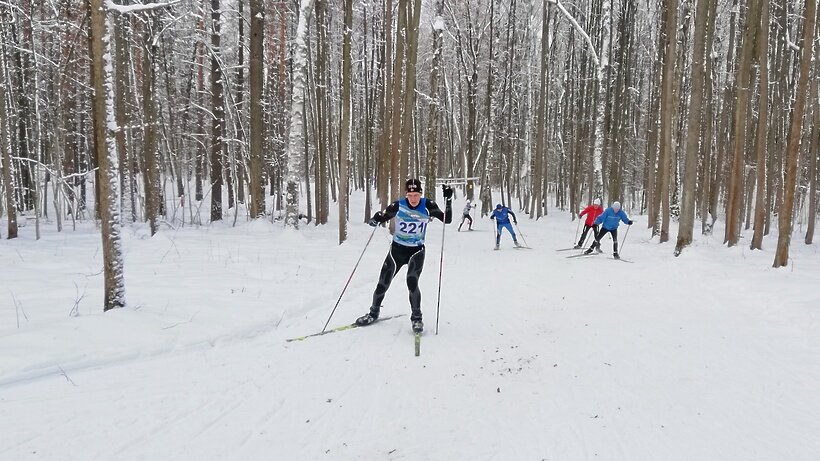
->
[0, 0, 817, 310]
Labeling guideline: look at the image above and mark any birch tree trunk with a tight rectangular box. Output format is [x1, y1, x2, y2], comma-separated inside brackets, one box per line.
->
[285, 0, 315, 227]
[89, 0, 126, 310]
[591, 0, 610, 198]
[773, 0, 816, 267]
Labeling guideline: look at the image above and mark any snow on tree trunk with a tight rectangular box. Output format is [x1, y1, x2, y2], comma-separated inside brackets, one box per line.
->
[90, 0, 126, 310]
[285, 0, 316, 228]
[592, 0, 610, 199]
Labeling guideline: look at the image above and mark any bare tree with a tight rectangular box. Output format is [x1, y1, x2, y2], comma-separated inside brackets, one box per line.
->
[248, 0, 265, 218]
[285, 0, 316, 227]
[210, 0, 225, 222]
[750, 0, 770, 250]
[674, 0, 711, 255]
[0, 32, 16, 239]
[725, 0, 760, 247]
[773, 0, 816, 267]
[339, 0, 353, 243]
[655, 0, 678, 243]
[89, 0, 126, 310]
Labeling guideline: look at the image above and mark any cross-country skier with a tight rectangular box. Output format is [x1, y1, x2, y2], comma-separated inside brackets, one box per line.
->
[490, 203, 519, 250]
[584, 201, 633, 259]
[575, 198, 604, 249]
[458, 199, 475, 231]
[355, 179, 453, 333]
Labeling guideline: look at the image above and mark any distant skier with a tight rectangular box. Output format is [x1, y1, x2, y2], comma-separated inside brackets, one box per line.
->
[490, 203, 519, 250]
[458, 199, 475, 231]
[356, 179, 453, 333]
[575, 198, 604, 249]
[584, 201, 633, 259]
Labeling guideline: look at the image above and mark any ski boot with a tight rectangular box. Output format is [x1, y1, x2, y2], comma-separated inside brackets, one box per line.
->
[613, 252, 620, 260]
[412, 320, 424, 334]
[494, 243, 500, 250]
[514, 240, 521, 248]
[573, 244, 582, 249]
[355, 309, 379, 326]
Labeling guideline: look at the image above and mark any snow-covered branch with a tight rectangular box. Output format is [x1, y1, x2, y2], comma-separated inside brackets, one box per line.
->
[546, 0, 600, 69]
[104, 0, 180, 14]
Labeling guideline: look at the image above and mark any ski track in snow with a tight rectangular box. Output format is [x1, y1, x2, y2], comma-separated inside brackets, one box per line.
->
[2, 197, 820, 460]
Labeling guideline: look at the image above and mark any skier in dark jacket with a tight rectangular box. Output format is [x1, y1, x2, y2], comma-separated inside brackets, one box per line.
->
[490, 203, 519, 250]
[356, 179, 453, 333]
[458, 199, 475, 231]
[584, 201, 633, 259]
[575, 198, 604, 249]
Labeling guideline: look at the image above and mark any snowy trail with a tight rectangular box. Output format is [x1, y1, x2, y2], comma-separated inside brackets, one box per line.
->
[2, 206, 820, 460]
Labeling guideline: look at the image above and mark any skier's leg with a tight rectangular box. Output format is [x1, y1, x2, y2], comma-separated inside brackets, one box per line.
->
[578, 225, 590, 246]
[496, 223, 503, 245]
[370, 245, 407, 314]
[466, 214, 473, 229]
[505, 222, 518, 244]
[405, 247, 426, 321]
[611, 228, 619, 254]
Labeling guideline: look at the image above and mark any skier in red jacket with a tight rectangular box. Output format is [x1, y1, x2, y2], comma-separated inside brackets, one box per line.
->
[575, 198, 604, 249]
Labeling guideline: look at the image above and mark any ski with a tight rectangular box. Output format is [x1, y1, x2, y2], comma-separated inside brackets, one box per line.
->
[613, 257, 634, 263]
[414, 333, 421, 357]
[555, 247, 582, 252]
[285, 314, 407, 342]
[565, 252, 597, 259]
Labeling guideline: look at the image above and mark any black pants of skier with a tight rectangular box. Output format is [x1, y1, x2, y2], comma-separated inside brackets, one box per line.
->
[370, 242, 426, 321]
[458, 214, 473, 231]
[578, 224, 599, 246]
[591, 227, 618, 253]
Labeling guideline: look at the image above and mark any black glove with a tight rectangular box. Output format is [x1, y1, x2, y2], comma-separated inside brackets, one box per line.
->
[442, 185, 453, 199]
[514, 220, 518, 225]
[368, 212, 382, 227]
[628, 220, 633, 225]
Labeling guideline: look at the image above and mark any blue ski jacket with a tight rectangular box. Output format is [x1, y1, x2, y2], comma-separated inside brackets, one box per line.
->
[594, 207, 631, 230]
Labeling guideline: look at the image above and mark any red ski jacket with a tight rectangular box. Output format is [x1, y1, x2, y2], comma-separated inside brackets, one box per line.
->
[579, 205, 603, 226]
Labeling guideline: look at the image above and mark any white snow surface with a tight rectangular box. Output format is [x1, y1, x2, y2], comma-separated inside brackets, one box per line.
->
[2, 193, 819, 460]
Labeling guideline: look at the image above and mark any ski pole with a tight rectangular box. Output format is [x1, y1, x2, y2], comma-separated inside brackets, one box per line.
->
[514, 222, 530, 248]
[435, 219, 446, 335]
[322, 225, 378, 333]
[573, 213, 581, 246]
[620, 223, 632, 256]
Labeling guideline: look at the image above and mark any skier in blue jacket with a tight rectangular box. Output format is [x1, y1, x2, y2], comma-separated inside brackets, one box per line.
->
[490, 203, 520, 249]
[584, 201, 633, 259]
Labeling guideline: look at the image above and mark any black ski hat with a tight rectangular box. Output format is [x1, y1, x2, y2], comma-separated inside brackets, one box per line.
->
[405, 178, 423, 193]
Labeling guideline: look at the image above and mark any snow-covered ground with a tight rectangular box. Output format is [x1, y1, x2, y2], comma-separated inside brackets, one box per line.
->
[2, 193, 819, 460]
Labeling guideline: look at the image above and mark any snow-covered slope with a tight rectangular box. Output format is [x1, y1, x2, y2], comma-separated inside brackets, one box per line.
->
[2, 195, 818, 460]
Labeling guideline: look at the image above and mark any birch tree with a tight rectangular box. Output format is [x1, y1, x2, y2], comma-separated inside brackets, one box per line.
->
[285, 0, 316, 227]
